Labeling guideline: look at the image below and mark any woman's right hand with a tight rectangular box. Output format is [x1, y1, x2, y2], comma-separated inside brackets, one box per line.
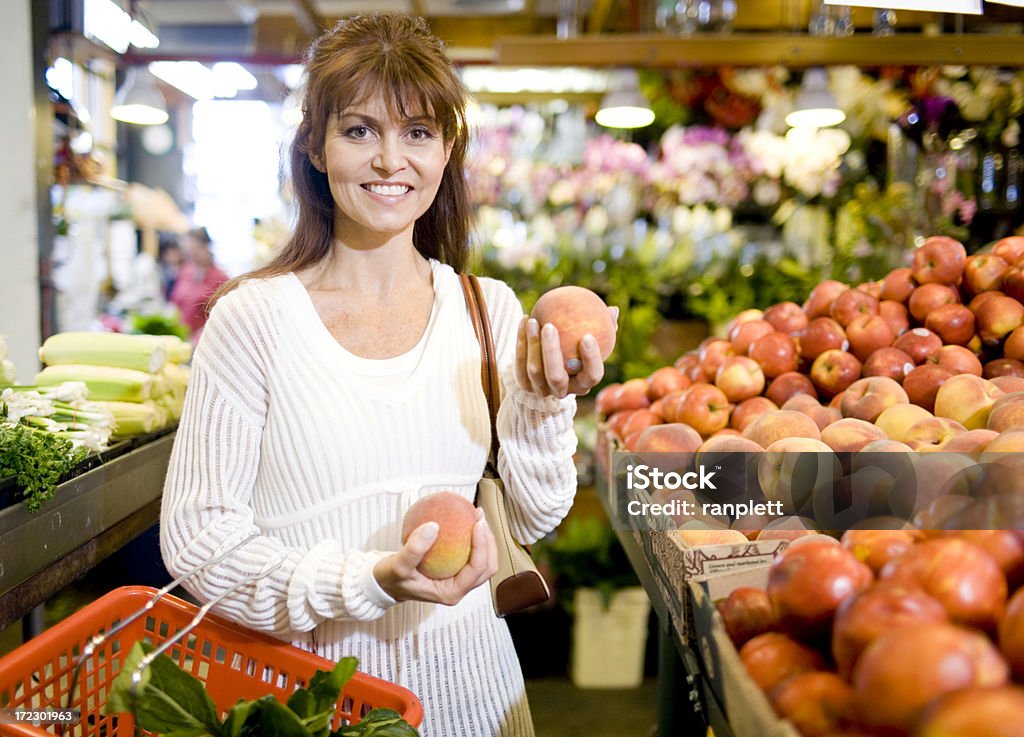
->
[372, 509, 498, 606]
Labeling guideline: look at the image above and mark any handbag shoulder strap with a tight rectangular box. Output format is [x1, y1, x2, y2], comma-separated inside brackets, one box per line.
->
[459, 272, 501, 464]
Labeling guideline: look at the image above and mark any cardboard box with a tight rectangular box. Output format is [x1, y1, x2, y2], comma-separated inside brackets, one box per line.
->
[689, 567, 800, 737]
[648, 531, 789, 641]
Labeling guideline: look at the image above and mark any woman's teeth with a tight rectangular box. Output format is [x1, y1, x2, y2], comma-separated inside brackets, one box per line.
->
[365, 184, 410, 196]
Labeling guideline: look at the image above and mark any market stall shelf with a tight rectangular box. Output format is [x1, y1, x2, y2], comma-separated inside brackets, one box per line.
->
[0, 430, 175, 631]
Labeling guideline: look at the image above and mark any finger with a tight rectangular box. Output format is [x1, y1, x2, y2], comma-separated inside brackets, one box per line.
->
[457, 514, 496, 589]
[396, 522, 439, 576]
[568, 334, 605, 395]
[524, 318, 549, 396]
[541, 323, 570, 397]
[514, 317, 530, 391]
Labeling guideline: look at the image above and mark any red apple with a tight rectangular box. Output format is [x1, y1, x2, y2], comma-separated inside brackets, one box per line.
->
[904, 364, 954, 413]
[698, 338, 735, 382]
[965, 253, 1011, 294]
[810, 350, 863, 399]
[882, 537, 1008, 633]
[976, 295, 1024, 344]
[878, 300, 910, 337]
[715, 355, 766, 402]
[832, 581, 947, 679]
[928, 344, 984, 377]
[723, 308, 765, 337]
[799, 317, 849, 362]
[620, 409, 663, 439]
[646, 366, 690, 400]
[768, 540, 873, 639]
[857, 280, 883, 299]
[894, 327, 942, 364]
[740, 632, 827, 694]
[730, 396, 779, 432]
[729, 319, 775, 356]
[1005, 268, 1024, 304]
[766, 371, 817, 407]
[916, 686, 1024, 737]
[862, 347, 915, 383]
[748, 331, 799, 378]
[909, 283, 960, 323]
[831, 289, 880, 327]
[880, 267, 915, 303]
[803, 280, 849, 319]
[846, 314, 896, 362]
[853, 623, 1009, 735]
[769, 672, 856, 737]
[718, 587, 777, 648]
[994, 236, 1024, 265]
[596, 378, 650, 416]
[674, 353, 702, 382]
[985, 358, 1024, 379]
[677, 383, 731, 436]
[1005, 327, 1024, 362]
[763, 301, 808, 335]
[911, 236, 968, 285]
[925, 303, 976, 345]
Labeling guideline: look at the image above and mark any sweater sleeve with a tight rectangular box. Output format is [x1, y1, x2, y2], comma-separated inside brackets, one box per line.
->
[478, 277, 579, 545]
[160, 283, 396, 637]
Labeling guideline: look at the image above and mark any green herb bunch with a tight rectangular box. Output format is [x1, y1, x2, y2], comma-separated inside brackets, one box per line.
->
[0, 401, 87, 512]
[106, 642, 419, 737]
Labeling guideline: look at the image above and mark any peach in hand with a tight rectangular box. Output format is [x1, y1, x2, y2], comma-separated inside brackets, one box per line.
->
[401, 491, 477, 579]
[530, 285, 616, 374]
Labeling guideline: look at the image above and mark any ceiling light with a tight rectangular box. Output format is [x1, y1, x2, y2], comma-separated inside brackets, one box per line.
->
[129, 19, 160, 49]
[596, 69, 654, 130]
[785, 68, 846, 129]
[823, 0, 981, 12]
[111, 68, 168, 125]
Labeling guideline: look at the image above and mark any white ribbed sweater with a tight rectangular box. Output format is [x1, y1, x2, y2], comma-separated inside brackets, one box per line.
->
[160, 259, 579, 737]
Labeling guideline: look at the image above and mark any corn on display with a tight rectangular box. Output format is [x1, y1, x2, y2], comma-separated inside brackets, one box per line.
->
[30, 330, 193, 439]
[35, 364, 153, 402]
[39, 331, 168, 373]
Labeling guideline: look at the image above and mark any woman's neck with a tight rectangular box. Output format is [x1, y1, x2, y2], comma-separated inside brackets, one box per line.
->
[304, 240, 431, 295]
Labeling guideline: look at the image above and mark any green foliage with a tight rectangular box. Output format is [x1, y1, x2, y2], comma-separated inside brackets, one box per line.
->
[534, 516, 639, 613]
[128, 312, 191, 340]
[106, 643, 419, 737]
[0, 403, 88, 512]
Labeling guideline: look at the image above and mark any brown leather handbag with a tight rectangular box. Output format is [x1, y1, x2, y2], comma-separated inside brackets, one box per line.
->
[460, 272, 552, 617]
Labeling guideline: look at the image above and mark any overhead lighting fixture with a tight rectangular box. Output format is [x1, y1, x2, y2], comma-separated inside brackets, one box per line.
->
[824, 0, 981, 12]
[111, 67, 168, 125]
[785, 68, 846, 129]
[595, 69, 654, 130]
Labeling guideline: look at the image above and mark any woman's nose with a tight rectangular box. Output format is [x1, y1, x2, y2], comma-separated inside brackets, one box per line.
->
[372, 135, 405, 173]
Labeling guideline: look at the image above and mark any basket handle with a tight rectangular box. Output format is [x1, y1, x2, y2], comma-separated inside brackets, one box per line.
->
[65, 533, 263, 714]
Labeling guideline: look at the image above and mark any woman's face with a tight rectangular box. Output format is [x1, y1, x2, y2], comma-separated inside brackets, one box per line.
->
[321, 95, 451, 245]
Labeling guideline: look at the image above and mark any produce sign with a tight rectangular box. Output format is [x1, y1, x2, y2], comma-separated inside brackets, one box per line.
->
[597, 235, 1024, 539]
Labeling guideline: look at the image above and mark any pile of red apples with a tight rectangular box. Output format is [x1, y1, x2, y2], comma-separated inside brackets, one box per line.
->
[720, 532, 1024, 736]
[597, 235, 1024, 460]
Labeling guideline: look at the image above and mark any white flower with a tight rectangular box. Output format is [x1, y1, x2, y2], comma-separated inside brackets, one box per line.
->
[583, 205, 609, 236]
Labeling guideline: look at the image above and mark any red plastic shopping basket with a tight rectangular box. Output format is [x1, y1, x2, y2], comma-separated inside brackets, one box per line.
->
[0, 586, 423, 736]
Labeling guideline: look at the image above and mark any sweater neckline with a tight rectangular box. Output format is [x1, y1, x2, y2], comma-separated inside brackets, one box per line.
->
[285, 259, 453, 405]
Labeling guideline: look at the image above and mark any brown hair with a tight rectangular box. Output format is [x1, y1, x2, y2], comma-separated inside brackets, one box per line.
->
[212, 13, 472, 305]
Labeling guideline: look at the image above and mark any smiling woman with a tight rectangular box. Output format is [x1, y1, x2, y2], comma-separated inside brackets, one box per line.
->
[159, 12, 616, 737]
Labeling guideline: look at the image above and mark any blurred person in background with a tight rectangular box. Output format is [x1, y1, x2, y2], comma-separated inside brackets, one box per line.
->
[170, 227, 228, 340]
[158, 234, 183, 301]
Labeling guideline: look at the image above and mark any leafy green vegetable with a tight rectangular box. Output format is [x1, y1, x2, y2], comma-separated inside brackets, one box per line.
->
[106, 643, 419, 737]
[336, 709, 419, 737]
[0, 402, 88, 512]
[106, 642, 219, 736]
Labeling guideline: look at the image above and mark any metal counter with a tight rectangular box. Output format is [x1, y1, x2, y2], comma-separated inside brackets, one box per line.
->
[0, 431, 175, 629]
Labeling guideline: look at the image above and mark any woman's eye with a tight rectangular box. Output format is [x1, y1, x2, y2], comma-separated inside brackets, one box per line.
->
[409, 126, 436, 141]
[345, 125, 371, 139]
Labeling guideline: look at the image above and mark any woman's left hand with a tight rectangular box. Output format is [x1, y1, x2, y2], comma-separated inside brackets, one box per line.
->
[514, 307, 619, 399]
